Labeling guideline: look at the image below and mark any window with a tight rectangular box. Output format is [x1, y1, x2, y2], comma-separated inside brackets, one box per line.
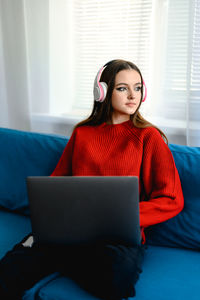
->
[155, 0, 200, 127]
[49, 0, 154, 118]
[28, 0, 199, 144]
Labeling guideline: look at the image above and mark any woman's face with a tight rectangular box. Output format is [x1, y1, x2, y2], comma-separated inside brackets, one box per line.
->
[111, 69, 142, 124]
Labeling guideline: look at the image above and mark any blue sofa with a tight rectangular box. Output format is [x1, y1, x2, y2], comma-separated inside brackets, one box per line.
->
[0, 127, 200, 300]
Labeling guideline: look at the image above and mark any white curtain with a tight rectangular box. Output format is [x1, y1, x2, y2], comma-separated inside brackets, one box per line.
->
[0, 0, 49, 131]
[0, 0, 31, 131]
[0, 0, 199, 146]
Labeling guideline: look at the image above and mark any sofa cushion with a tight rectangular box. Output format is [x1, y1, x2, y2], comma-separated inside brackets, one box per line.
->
[135, 245, 200, 300]
[28, 276, 99, 300]
[146, 144, 200, 250]
[22, 273, 60, 300]
[0, 210, 31, 259]
[34, 245, 200, 300]
[0, 128, 67, 214]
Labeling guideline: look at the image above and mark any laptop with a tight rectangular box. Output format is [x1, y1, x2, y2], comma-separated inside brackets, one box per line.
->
[26, 176, 141, 246]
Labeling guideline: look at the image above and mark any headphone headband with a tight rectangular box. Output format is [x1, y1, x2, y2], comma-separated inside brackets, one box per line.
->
[93, 63, 147, 103]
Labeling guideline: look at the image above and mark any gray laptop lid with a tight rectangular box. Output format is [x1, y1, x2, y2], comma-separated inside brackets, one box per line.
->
[26, 176, 141, 246]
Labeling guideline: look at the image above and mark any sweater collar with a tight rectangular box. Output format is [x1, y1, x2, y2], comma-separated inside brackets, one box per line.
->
[99, 119, 133, 129]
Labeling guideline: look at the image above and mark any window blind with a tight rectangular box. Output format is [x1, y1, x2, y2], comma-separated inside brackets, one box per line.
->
[189, 0, 200, 123]
[70, 0, 153, 113]
[157, 0, 200, 125]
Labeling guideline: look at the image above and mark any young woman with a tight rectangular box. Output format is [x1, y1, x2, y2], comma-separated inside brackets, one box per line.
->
[0, 59, 184, 300]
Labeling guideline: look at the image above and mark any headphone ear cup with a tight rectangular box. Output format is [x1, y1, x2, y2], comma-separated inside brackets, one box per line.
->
[98, 82, 108, 102]
[142, 81, 147, 102]
[93, 66, 108, 102]
[94, 85, 101, 102]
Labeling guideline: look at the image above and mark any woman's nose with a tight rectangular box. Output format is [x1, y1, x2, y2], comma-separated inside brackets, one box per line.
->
[128, 89, 135, 99]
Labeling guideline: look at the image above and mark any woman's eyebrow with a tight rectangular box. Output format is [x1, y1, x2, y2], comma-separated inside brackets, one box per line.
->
[115, 82, 142, 86]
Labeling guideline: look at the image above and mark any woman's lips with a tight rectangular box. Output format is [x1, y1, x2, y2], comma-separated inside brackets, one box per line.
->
[126, 103, 136, 107]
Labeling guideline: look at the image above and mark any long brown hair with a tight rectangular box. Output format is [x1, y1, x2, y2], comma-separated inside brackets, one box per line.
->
[75, 59, 168, 144]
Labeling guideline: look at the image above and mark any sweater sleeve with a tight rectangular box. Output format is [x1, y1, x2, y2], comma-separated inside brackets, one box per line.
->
[139, 129, 184, 228]
[50, 129, 76, 176]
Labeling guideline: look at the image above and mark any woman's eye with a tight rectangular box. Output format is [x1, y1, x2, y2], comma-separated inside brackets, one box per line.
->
[117, 87, 127, 92]
[135, 86, 142, 92]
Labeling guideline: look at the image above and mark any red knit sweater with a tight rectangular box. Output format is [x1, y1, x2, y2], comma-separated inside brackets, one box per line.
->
[51, 120, 184, 238]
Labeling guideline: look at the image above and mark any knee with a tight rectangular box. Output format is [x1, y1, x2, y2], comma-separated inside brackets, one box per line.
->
[105, 244, 144, 275]
[103, 244, 145, 299]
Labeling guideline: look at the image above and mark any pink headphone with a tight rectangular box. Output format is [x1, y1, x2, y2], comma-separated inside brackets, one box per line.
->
[93, 64, 147, 103]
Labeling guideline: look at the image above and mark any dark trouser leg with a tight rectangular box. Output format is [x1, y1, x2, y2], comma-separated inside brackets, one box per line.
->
[0, 237, 145, 300]
[60, 243, 145, 300]
[102, 244, 145, 299]
[0, 236, 56, 300]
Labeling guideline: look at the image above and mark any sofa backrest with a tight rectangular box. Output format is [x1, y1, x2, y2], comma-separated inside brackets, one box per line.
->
[0, 127, 200, 250]
[0, 128, 67, 214]
[146, 143, 200, 250]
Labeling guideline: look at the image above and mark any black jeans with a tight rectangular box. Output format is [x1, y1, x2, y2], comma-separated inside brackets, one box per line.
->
[0, 235, 145, 300]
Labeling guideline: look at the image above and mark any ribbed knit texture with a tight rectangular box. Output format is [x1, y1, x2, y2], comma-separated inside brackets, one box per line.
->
[51, 120, 184, 236]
